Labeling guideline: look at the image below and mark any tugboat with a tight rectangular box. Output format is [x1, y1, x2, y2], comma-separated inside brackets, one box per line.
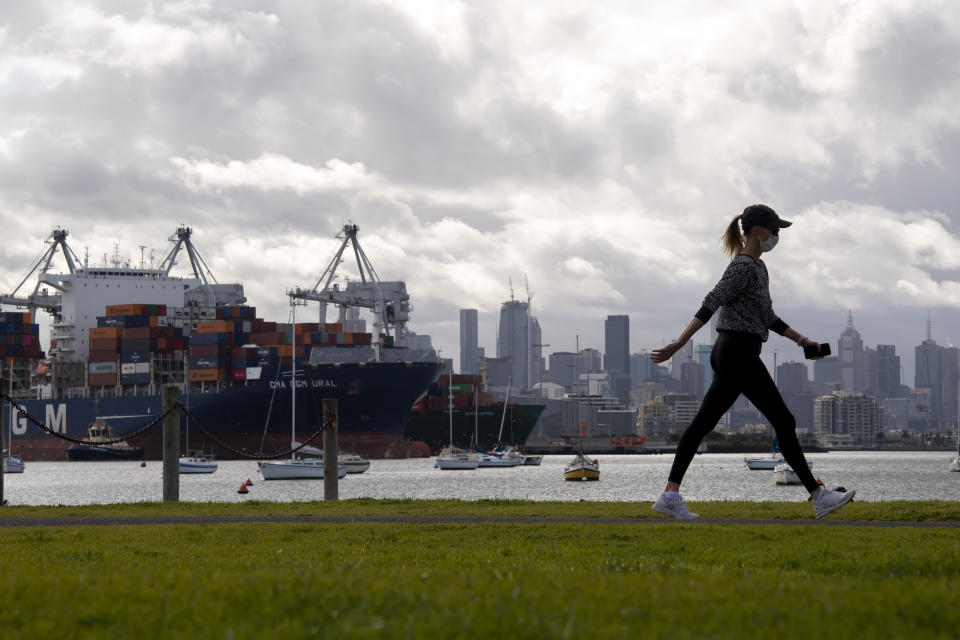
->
[66, 418, 145, 461]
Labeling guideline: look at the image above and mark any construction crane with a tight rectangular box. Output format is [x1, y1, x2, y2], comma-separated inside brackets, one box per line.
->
[287, 223, 411, 361]
[0, 228, 78, 316]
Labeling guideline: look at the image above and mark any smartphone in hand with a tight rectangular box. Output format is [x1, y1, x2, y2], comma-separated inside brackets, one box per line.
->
[804, 342, 831, 359]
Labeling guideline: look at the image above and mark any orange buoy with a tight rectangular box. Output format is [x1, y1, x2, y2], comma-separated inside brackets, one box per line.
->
[237, 484, 249, 494]
[140, 462, 146, 467]
[245, 478, 253, 486]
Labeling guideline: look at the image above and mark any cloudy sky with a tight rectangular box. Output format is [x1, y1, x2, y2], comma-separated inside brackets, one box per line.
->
[3, 0, 960, 382]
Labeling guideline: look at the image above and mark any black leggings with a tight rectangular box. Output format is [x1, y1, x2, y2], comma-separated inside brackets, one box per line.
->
[667, 331, 818, 493]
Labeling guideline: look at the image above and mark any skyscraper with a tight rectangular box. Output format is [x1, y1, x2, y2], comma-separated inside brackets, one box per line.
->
[915, 316, 942, 426]
[875, 344, 901, 401]
[497, 299, 530, 392]
[604, 315, 630, 374]
[496, 298, 541, 392]
[838, 311, 863, 392]
[459, 309, 484, 375]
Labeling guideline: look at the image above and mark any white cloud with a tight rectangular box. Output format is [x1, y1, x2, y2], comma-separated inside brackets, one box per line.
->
[170, 154, 377, 194]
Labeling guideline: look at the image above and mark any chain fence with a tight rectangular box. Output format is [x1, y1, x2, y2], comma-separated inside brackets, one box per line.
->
[2, 392, 171, 446]
[1, 392, 336, 460]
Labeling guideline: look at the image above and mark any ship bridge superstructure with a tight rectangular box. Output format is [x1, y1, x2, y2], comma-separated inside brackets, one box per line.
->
[289, 223, 412, 361]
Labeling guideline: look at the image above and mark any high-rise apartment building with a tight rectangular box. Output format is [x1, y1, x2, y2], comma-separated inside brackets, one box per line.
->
[459, 309, 484, 375]
[815, 391, 881, 445]
[777, 361, 813, 431]
[630, 352, 654, 387]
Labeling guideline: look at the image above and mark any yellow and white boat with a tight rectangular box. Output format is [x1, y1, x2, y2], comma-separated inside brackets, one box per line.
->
[564, 451, 599, 481]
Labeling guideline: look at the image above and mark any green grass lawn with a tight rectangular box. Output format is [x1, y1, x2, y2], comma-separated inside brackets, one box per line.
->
[2, 497, 960, 521]
[0, 501, 959, 638]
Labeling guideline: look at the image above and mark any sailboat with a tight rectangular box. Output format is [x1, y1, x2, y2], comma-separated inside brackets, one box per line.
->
[774, 459, 813, 485]
[259, 299, 346, 480]
[564, 443, 599, 481]
[563, 338, 599, 481]
[950, 420, 959, 472]
[292, 440, 370, 474]
[476, 377, 523, 467]
[179, 385, 217, 474]
[436, 367, 478, 470]
[744, 439, 785, 470]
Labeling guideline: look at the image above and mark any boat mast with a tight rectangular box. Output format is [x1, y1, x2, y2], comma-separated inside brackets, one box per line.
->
[291, 298, 296, 460]
[448, 366, 453, 448]
[497, 377, 512, 444]
[474, 384, 479, 449]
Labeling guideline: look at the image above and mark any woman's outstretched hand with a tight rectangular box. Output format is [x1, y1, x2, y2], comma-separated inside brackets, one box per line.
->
[651, 341, 682, 364]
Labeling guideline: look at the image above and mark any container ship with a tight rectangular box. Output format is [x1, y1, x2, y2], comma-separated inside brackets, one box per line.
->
[403, 373, 545, 453]
[1, 225, 443, 460]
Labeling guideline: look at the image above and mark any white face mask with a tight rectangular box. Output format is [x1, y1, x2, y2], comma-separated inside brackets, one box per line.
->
[760, 232, 779, 252]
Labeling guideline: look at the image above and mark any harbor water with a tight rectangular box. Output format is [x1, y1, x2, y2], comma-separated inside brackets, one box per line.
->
[3, 451, 959, 506]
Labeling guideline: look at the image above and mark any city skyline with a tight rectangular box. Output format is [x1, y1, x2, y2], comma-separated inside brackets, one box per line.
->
[3, 3, 960, 385]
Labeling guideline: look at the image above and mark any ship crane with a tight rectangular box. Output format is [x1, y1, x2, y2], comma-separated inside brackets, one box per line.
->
[0, 228, 79, 317]
[288, 223, 411, 361]
[159, 226, 218, 284]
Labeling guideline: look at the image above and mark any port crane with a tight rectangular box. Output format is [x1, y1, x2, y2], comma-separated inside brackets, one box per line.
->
[0, 228, 78, 317]
[288, 223, 411, 360]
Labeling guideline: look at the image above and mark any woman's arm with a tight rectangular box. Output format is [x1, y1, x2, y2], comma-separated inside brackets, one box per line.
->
[651, 317, 705, 363]
[782, 326, 823, 357]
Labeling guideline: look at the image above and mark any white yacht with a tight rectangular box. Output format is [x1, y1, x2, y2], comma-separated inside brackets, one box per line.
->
[2, 454, 24, 474]
[774, 460, 813, 485]
[179, 454, 218, 474]
[436, 446, 479, 470]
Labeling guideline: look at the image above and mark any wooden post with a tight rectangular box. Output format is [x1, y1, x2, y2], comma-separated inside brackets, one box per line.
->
[162, 385, 179, 502]
[1, 402, 5, 506]
[323, 398, 338, 501]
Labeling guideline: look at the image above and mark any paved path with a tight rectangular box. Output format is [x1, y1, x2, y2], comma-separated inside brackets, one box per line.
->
[0, 514, 957, 528]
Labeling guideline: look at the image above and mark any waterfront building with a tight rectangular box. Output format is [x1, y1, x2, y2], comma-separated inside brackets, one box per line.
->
[815, 391, 881, 445]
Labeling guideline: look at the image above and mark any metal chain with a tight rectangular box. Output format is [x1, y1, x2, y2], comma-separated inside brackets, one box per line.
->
[178, 403, 335, 460]
[1, 392, 172, 446]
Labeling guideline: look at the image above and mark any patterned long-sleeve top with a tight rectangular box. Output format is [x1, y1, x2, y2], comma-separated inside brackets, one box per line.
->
[694, 254, 789, 342]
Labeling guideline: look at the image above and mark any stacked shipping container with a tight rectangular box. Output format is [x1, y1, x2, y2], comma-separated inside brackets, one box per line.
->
[0, 311, 45, 369]
[86, 303, 383, 387]
[89, 303, 186, 386]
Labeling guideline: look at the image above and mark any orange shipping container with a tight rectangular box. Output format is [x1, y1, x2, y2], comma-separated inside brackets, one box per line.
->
[188, 369, 226, 382]
[22, 313, 32, 323]
[277, 344, 293, 358]
[90, 326, 122, 340]
[106, 304, 142, 317]
[149, 315, 159, 327]
[195, 320, 230, 334]
[344, 333, 354, 345]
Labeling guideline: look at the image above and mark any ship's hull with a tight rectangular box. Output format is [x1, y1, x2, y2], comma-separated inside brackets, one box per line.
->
[403, 403, 545, 453]
[66, 444, 145, 461]
[5, 361, 442, 461]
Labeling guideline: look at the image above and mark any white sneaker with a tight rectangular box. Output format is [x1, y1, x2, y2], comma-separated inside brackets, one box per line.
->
[652, 493, 699, 520]
[813, 487, 856, 519]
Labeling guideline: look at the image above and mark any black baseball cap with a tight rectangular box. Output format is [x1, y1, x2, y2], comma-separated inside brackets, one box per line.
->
[740, 204, 792, 234]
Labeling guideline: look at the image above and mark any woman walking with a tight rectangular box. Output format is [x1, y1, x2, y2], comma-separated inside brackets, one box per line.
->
[650, 204, 855, 519]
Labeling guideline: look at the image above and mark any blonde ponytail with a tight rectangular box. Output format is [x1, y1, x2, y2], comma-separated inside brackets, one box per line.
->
[722, 215, 744, 259]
